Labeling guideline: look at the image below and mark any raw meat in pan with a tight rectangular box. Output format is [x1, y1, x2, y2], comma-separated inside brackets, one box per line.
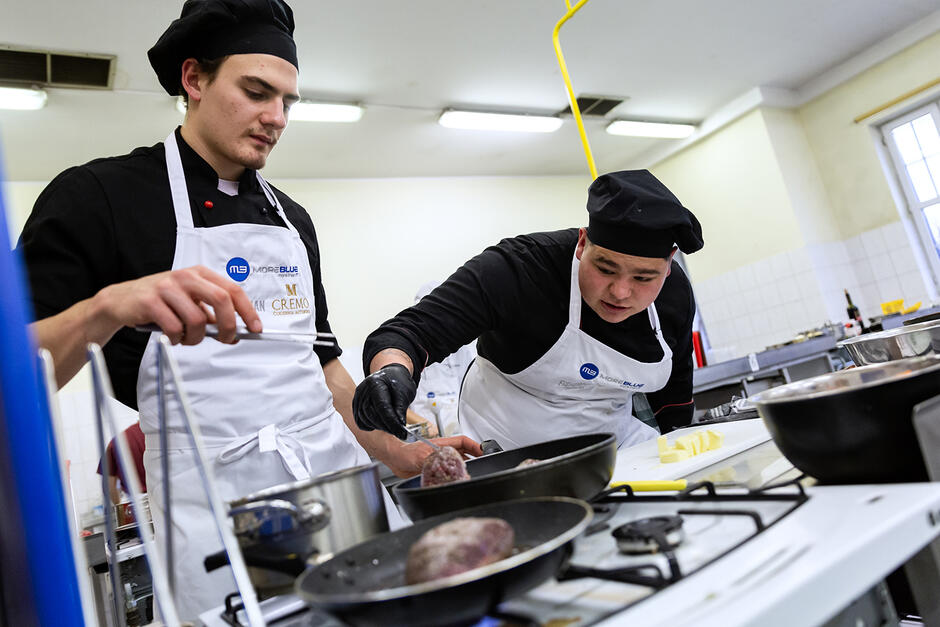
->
[421, 446, 470, 487]
[405, 517, 515, 584]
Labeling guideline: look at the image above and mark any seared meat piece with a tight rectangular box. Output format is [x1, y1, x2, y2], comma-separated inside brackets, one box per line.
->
[515, 458, 541, 468]
[405, 517, 515, 584]
[420, 446, 470, 487]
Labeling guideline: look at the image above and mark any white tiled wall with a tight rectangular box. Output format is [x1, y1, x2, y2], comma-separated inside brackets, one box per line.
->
[694, 221, 933, 360]
[54, 366, 139, 521]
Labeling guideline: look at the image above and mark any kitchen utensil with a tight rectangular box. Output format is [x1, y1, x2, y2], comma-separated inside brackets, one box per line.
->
[838, 319, 940, 365]
[750, 355, 940, 484]
[206, 462, 388, 591]
[608, 480, 688, 492]
[479, 439, 504, 455]
[135, 323, 336, 347]
[405, 423, 440, 451]
[393, 433, 616, 520]
[294, 497, 593, 627]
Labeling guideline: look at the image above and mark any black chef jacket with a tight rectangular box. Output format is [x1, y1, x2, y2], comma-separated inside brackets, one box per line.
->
[364, 229, 696, 432]
[16, 127, 341, 410]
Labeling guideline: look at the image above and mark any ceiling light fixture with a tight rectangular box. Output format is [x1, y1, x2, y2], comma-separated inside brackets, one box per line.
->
[606, 120, 695, 139]
[0, 86, 47, 111]
[439, 110, 563, 133]
[289, 101, 363, 123]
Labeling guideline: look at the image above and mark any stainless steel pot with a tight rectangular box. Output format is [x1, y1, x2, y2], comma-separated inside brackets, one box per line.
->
[838, 319, 940, 365]
[223, 462, 388, 591]
[750, 355, 940, 484]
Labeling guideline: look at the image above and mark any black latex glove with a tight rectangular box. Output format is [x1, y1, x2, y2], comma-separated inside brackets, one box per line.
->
[352, 363, 417, 440]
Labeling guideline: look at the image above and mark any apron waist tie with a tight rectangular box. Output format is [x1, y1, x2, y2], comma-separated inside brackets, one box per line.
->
[143, 410, 334, 482]
[217, 423, 313, 481]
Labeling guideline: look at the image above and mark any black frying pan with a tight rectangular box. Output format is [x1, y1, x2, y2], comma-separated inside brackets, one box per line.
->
[294, 497, 592, 627]
[393, 433, 616, 521]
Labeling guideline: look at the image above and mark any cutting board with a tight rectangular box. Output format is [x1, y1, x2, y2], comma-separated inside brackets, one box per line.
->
[611, 418, 772, 482]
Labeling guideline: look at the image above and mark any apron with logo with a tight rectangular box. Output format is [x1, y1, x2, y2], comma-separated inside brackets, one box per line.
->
[459, 253, 673, 450]
[136, 132, 394, 619]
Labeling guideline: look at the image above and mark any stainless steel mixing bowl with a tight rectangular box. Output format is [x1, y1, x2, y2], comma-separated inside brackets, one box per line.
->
[838, 319, 940, 365]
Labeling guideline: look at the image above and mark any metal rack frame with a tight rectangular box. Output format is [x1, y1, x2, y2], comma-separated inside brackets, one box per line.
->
[86, 336, 266, 626]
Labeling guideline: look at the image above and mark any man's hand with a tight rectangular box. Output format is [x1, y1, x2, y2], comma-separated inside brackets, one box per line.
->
[352, 364, 417, 439]
[382, 435, 483, 478]
[94, 265, 261, 345]
[34, 264, 263, 387]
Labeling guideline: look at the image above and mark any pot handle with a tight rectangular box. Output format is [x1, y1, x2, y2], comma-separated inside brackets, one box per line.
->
[229, 498, 331, 535]
[204, 545, 308, 576]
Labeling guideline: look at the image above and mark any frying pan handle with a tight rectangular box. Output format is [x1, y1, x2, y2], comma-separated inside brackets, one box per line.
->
[480, 439, 504, 455]
[203, 545, 309, 576]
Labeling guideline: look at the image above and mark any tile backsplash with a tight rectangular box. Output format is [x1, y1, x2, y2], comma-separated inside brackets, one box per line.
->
[693, 221, 932, 360]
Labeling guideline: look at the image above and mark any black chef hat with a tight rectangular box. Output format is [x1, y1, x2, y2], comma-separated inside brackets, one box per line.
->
[148, 0, 298, 96]
[585, 170, 704, 258]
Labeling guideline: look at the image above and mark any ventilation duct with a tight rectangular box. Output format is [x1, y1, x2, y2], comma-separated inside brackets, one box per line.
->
[0, 47, 115, 89]
[557, 95, 628, 117]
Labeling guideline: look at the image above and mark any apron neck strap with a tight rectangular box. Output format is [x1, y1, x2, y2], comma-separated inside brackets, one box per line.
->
[255, 172, 299, 235]
[164, 131, 195, 229]
[568, 253, 583, 326]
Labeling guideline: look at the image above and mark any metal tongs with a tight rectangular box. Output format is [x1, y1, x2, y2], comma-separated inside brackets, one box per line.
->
[136, 323, 337, 347]
[404, 423, 441, 451]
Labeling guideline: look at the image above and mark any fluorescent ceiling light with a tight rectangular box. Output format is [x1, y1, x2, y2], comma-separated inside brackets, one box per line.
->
[606, 120, 695, 139]
[289, 101, 363, 123]
[439, 110, 562, 133]
[0, 86, 47, 111]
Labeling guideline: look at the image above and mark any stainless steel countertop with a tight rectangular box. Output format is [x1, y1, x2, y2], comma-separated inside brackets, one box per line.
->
[693, 334, 841, 391]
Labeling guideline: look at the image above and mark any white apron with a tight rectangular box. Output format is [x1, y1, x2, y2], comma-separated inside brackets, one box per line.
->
[459, 253, 673, 450]
[136, 132, 398, 619]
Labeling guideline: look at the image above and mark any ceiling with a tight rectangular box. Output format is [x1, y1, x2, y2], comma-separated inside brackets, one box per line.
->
[0, 0, 939, 181]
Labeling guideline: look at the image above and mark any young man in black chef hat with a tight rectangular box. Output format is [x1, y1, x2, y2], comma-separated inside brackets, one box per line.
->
[354, 170, 703, 450]
[16, 0, 479, 617]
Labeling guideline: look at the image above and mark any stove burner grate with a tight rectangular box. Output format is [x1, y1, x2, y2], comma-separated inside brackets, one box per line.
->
[613, 515, 685, 554]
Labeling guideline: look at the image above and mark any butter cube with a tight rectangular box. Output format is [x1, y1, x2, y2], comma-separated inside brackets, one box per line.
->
[660, 449, 691, 463]
[657, 435, 668, 453]
[675, 435, 695, 453]
[705, 430, 724, 450]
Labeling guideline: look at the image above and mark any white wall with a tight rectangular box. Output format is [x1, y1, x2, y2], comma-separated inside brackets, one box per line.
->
[273, 175, 591, 347]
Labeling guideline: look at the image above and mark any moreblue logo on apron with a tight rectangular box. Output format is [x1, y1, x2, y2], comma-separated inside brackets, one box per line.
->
[580, 363, 599, 379]
[226, 257, 250, 282]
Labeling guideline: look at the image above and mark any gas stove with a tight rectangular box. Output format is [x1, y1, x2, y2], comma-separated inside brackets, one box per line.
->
[198, 479, 940, 627]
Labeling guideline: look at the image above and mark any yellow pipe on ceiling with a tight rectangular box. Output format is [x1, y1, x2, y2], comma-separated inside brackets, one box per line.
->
[552, 0, 597, 180]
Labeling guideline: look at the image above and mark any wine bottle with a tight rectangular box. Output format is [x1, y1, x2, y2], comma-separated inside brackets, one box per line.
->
[844, 289, 864, 330]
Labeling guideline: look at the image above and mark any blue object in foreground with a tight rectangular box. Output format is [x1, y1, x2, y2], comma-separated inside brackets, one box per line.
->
[0, 146, 86, 625]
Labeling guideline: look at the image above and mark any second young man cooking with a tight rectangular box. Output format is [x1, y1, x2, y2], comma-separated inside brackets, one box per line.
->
[353, 170, 704, 449]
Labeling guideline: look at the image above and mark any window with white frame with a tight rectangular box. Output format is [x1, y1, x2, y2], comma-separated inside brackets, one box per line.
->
[882, 102, 940, 271]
